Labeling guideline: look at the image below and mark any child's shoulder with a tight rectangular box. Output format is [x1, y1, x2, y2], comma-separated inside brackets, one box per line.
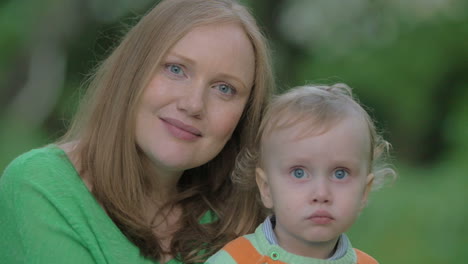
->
[205, 236, 250, 264]
[205, 229, 265, 264]
[354, 248, 379, 264]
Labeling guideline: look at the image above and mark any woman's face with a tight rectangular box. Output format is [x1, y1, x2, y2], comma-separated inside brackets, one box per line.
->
[135, 23, 255, 178]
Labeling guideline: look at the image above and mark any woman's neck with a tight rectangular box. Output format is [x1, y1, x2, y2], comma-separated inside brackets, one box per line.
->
[140, 152, 184, 195]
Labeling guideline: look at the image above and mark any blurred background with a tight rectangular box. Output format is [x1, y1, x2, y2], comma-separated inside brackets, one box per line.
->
[1, 0, 467, 262]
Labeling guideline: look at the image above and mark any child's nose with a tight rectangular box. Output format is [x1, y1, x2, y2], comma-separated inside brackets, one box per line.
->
[310, 178, 331, 204]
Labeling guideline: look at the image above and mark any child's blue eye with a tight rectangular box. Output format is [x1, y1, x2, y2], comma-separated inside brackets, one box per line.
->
[291, 168, 307, 179]
[334, 169, 348, 180]
[167, 64, 184, 75]
[216, 84, 235, 95]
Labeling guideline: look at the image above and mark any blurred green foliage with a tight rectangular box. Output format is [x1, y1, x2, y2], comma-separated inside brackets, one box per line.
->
[1, 0, 467, 263]
[350, 160, 468, 263]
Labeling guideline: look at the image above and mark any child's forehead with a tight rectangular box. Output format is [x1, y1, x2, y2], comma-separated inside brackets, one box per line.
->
[262, 109, 340, 139]
[260, 113, 373, 167]
[262, 109, 370, 144]
[272, 116, 324, 136]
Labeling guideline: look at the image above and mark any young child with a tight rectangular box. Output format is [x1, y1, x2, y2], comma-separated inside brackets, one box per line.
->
[206, 84, 396, 264]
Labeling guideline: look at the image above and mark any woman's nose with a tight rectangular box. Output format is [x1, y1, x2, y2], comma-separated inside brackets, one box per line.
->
[176, 83, 206, 118]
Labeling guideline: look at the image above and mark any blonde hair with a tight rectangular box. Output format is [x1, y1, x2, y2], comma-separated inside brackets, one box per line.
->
[233, 83, 396, 199]
[59, 0, 274, 262]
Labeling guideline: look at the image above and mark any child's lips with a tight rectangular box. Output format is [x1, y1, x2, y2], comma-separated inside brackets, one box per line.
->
[307, 210, 334, 224]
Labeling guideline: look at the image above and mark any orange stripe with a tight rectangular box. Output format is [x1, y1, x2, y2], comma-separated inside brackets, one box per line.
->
[224, 237, 377, 264]
[223, 237, 287, 264]
[355, 249, 378, 264]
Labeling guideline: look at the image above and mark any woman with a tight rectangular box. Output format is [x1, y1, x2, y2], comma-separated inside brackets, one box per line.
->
[0, 0, 274, 263]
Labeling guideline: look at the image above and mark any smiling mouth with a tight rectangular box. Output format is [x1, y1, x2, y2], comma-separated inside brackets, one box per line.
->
[161, 117, 202, 141]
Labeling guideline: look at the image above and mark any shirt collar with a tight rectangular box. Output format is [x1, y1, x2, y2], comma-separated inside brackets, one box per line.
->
[261, 215, 349, 260]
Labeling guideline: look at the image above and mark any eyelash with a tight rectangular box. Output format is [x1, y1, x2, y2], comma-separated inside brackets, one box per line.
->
[333, 168, 349, 180]
[290, 167, 309, 179]
[165, 64, 185, 77]
[164, 63, 238, 97]
[214, 83, 236, 96]
[288, 167, 351, 181]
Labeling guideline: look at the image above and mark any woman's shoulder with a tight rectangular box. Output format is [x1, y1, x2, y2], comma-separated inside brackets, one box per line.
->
[1, 144, 80, 192]
[0, 145, 157, 264]
[6, 144, 68, 163]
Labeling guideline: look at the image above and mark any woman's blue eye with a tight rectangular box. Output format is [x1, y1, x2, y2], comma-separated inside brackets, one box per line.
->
[334, 169, 348, 180]
[216, 84, 235, 95]
[168, 64, 184, 75]
[291, 168, 306, 179]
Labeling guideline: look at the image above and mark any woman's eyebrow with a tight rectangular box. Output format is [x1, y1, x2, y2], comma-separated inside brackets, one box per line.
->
[216, 73, 248, 90]
[166, 52, 196, 65]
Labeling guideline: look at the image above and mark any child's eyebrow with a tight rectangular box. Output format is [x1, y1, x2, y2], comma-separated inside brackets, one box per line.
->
[336, 160, 368, 172]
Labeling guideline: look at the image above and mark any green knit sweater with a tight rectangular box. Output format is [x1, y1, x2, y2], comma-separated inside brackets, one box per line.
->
[0, 145, 214, 264]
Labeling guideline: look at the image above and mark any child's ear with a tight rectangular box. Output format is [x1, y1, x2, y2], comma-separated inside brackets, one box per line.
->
[360, 173, 374, 210]
[255, 168, 273, 209]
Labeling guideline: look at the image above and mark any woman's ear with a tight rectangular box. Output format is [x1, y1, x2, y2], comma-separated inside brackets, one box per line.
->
[360, 173, 374, 210]
[255, 168, 273, 209]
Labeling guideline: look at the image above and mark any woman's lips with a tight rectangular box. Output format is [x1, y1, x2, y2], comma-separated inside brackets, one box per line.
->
[308, 210, 334, 225]
[161, 117, 202, 141]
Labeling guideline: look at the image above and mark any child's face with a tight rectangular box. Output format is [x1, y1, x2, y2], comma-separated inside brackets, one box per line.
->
[256, 114, 374, 257]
